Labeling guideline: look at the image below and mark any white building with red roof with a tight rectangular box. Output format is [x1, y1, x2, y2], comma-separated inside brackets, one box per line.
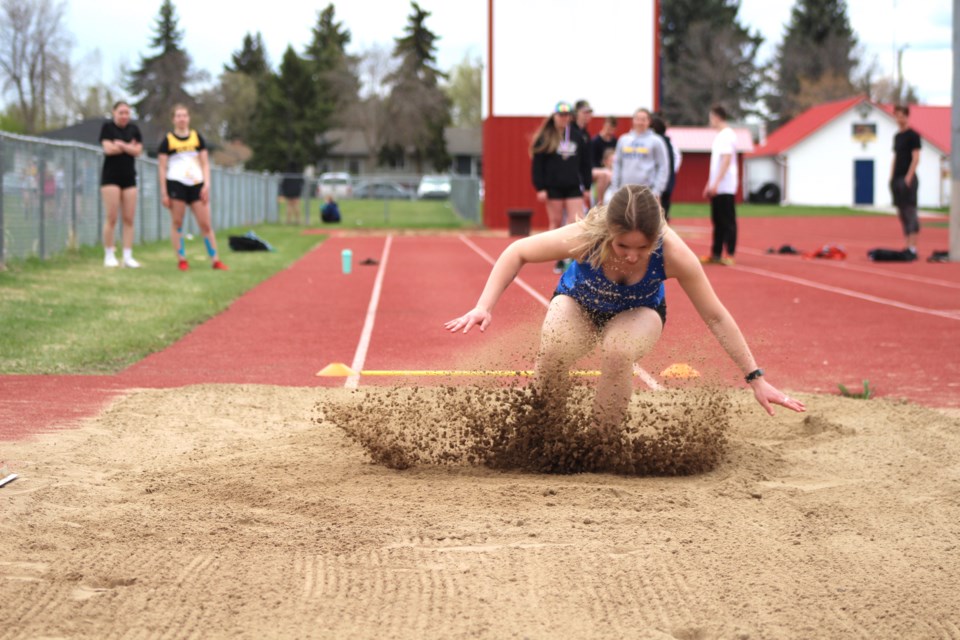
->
[746, 96, 950, 208]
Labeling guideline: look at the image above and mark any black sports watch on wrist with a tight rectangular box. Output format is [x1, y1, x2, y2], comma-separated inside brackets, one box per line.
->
[744, 368, 764, 383]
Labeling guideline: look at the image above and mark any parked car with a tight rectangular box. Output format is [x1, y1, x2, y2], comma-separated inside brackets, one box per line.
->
[2, 172, 24, 192]
[317, 172, 352, 199]
[352, 180, 414, 200]
[417, 174, 451, 200]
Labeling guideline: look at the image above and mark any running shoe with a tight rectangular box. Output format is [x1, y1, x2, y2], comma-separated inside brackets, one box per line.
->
[178, 258, 189, 271]
[720, 257, 735, 266]
[699, 255, 721, 265]
[122, 257, 141, 269]
[212, 260, 229, 271]
[104, 253, 119, 268]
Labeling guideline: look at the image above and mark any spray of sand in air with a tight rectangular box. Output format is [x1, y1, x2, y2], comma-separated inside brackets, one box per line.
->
[316, 383, 732, 475]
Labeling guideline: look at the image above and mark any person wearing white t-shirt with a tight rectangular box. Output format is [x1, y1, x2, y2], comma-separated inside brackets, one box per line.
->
[701, 105, 738, 266]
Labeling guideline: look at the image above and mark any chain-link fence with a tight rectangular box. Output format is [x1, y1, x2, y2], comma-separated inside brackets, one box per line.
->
[0, 131, 280, 265]
[1, 132, 484, 265]
[275, 172, 483, 225]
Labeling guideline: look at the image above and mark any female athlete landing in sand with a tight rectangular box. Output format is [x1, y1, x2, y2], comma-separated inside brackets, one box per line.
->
[446, 184, 806, 430]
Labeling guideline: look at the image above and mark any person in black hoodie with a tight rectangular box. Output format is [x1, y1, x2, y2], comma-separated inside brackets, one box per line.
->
[591, 116, 619, 205]
[573, 99, 595, 209]
[650, 114, 680, 221]
[531, 101, 593, 273]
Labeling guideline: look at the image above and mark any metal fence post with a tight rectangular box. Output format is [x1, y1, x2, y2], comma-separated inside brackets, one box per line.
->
[157, 171, 163, 241]
[38, 152, 47, 259]
[137, 157, 144, 246]
[0, 137, 5, 267]
[97, 169, 103, 247]
[303, 174, 310, 225]
[70, 147, 77, 249]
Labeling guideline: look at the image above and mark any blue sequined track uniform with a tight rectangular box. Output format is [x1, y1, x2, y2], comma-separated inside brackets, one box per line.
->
[553, 245, 667, 329]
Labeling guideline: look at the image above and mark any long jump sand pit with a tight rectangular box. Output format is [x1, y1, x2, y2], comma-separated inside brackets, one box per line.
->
[2, 384, 959, 639]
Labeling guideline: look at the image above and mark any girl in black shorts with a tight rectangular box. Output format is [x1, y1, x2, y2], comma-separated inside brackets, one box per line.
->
[99, 101, 143, 268]
[530, 101, 593, 272]
[157, 104, 227, 271]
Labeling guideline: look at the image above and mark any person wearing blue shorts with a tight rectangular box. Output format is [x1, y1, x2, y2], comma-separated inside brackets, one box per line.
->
[446, 184, 806, 431]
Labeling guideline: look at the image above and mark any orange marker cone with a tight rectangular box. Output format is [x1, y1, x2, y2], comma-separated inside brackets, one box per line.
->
[659, 363, 701, 379]
[316, 362, 357, 377]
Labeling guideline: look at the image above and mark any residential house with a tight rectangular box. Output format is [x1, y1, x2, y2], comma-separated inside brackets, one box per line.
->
[746, 96, 950, 208]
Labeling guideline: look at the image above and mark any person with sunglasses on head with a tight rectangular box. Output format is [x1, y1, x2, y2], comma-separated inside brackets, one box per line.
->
[530, 101, 593, 273]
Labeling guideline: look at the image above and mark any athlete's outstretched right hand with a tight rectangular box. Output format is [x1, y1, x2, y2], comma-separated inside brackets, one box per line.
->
[444, 308, 491, 334]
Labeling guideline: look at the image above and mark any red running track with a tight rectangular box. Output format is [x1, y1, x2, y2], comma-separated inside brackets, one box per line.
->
[2, 216, 958, 441]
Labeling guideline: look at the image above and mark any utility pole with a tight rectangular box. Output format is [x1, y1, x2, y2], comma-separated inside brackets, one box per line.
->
[952, 0, 960, 260]
[896, 45, 908, 104]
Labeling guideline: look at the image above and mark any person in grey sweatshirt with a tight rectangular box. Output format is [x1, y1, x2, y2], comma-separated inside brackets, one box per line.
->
[611, 108, 669, 199]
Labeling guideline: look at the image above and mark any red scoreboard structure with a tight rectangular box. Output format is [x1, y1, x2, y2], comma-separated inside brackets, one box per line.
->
[483, 0, 660, 230]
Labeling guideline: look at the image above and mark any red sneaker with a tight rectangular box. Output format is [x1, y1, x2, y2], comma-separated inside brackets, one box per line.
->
[212, 260, 229, 271]
[178, 258, 189, 271]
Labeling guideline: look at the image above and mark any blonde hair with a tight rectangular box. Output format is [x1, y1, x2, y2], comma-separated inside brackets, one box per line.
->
[529, 114, 563, 155]
[171, 103, 190, 118]
[571, 185, 665, 268]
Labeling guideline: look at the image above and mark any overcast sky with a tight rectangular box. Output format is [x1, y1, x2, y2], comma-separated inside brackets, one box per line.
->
[65, 0, 952, 111]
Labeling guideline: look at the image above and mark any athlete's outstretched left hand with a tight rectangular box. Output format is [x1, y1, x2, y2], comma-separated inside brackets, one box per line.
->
[445, 308, 491, 334]
[751, 377, 806, 416]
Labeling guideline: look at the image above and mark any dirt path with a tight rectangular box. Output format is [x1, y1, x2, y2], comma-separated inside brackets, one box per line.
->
[2, 384, 958, 639]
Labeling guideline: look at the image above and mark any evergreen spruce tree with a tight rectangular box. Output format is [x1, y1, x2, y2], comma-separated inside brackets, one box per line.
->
[219, 32, 270, 143]
[225, 32, 270, 77]
[660, 0, 762, 124]
[246, 47, 319, 171]
[768, 0, 858, 126]
[384, 1, 451, 173]
[126, 0, 197, 125]
[303, 5, 359, 157]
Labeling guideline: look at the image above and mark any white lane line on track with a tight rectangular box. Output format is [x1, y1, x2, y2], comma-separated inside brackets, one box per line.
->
[458, 235, 550, 306]
[346, 235, 394, 389]
[731, 264, 960, 322]
[735, 246, 960, 290]
[672, 225, 960, 290]
[458, 234, 662, 391]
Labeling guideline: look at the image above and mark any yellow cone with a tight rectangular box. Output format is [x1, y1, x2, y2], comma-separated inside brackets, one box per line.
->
[660, 363, 700, 379]
[316, 362, 357, 377]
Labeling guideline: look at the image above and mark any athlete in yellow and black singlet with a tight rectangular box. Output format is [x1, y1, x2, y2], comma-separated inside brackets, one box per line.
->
[157, 105, 227, 271]
[158, 129, 207, 204]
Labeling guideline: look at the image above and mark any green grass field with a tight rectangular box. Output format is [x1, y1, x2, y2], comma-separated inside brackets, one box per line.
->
[0, 224, 323, 374]
[280, 197, 479, 229]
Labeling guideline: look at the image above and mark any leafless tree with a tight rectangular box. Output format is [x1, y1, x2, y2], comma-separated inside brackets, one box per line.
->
[341, 44, 395, 165]
[0, 0, 73, 133]
[855, 53, 919, 106]
[444, 54, 482, 128]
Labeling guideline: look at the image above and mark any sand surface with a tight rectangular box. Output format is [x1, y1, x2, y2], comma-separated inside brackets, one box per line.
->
[2, 384, 959, 639]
